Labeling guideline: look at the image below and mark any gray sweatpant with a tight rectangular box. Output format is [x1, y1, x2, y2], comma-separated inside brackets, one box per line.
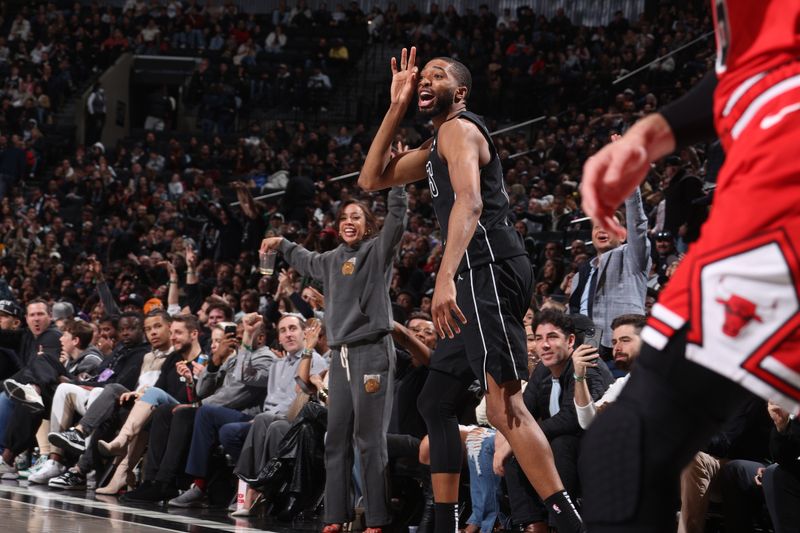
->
[324, 335, 395, 527]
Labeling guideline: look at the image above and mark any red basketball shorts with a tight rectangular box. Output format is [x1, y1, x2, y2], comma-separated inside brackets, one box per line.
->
[644, 62, 800, 411]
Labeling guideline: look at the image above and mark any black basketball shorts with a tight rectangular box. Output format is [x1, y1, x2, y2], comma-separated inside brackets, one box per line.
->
[431, 254, 534, 389]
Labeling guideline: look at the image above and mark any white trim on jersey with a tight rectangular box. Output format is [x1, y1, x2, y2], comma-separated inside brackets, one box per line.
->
[641, 325, 669, 350]
[723, 71, 767, 116]
[487, 262, 518, 381]
[732, 73, 800, 139]
[468, 268, 490, 388]
[652, 303, 686, 330]
[761, 355, 800, 391]
[477, 220, 496, 262]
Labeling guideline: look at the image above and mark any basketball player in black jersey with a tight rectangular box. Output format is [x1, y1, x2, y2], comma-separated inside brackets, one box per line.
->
[359, 47, 584, 533]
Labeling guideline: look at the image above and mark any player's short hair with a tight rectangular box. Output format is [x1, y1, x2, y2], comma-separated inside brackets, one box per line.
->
[431, 57, 472, 100]
[532, 308, 575, 337]
[611, 314, 646, 334]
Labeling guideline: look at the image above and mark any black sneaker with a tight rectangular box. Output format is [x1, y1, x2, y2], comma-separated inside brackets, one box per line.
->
[120, 481, 178, 503]
[48, 470, 87, 490]
[48, 428, 87, 453]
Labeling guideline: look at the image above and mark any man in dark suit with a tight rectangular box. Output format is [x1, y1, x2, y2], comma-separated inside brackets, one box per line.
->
[494, 310, 608, 532]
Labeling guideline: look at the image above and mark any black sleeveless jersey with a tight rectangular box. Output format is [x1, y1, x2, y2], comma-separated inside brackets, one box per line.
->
[426, 111, 525, 274]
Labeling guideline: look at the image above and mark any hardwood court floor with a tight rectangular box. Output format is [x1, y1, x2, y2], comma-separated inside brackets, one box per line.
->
[0, 480, 324, 533]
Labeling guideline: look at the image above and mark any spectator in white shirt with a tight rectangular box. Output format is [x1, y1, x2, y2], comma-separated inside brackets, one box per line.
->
[573, 314, 645, 429]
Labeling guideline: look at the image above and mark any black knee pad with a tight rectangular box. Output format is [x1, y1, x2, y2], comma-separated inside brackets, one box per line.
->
[417, 370, 465, 473]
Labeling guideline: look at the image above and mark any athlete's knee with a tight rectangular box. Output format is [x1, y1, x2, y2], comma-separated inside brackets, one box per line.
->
[484, 389, 527, 432]
[417, 384, 454, 425]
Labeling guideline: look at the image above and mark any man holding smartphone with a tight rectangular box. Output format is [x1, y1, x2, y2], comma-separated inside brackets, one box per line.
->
[573, 314, 645, 430]
[494, 310, 609, 532]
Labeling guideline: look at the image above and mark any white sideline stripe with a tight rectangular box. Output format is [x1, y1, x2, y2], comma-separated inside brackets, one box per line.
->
[0, 484, 272, 533]
[651, 303, 685, 330]
[1, 499, 184, 533]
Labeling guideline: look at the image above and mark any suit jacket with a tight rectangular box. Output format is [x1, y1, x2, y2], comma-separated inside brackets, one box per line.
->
[522, 359, 608, 441]
[569, 188, 650, 347]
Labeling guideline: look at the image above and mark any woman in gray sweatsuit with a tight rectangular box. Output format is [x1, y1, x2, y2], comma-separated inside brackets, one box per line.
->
[260, 185, 407, 532]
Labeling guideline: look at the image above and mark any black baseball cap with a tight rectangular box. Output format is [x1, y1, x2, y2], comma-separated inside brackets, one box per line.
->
[0, 300, 24, 321]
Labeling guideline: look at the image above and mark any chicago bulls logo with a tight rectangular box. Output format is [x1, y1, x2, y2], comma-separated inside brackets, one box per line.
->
[716, 294, 762, 337]
[714, 276, 776, 337]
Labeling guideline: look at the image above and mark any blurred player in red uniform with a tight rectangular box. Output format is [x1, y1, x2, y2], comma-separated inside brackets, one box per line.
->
[578, 1, 800, 530]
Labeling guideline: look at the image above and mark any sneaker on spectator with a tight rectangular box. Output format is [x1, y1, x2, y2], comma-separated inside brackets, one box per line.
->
[28, 459, 66, 484]
[48, 428, 87, 453]
[0, 457, 18, 479]
[18, 455, 48, 479]
[48, 469, 87, 490]
[167, 484, 208, 508]
[3, 379, 44, 410]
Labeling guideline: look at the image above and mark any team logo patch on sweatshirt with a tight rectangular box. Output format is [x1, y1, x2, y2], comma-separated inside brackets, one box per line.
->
[341, 257, 356, 275]
[364, 374, 381, 393]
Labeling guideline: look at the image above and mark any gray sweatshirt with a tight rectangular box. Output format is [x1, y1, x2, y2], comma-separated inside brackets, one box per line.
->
[279, 186, 408, 347]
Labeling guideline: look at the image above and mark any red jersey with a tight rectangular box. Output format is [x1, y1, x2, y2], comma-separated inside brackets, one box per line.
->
[712, 0, 800, 144]
[643, 1, 800, 411]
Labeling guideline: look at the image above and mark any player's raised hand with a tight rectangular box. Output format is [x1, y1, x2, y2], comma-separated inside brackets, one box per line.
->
[581, 132, 649, 239]
[390, 46, 418, 108]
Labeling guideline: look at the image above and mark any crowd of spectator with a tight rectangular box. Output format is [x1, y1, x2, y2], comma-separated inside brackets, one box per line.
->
[0, 2, 796, 533]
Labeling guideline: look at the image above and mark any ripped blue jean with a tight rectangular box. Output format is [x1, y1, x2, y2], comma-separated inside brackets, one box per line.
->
[465, 427, 504, 532]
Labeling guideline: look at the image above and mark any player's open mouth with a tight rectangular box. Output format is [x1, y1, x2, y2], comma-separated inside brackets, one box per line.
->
[418, 90, 435, 109]
[342, 227, 357, 238]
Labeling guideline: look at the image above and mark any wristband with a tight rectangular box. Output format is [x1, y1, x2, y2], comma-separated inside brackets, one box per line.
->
[573, 373, 586, 382]
[302, 348, 313, 359]
[242, 343, 253, 352]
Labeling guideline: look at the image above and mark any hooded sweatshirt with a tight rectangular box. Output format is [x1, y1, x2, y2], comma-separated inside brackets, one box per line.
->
[65, 345, 104, 380]
[279, 186, 407, 347]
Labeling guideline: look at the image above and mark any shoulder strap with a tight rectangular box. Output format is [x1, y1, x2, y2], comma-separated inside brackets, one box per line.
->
[456, 110, 497, 159]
